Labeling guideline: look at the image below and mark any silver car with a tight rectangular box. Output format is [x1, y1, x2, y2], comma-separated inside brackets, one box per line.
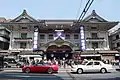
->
[71, 60, 115, 74]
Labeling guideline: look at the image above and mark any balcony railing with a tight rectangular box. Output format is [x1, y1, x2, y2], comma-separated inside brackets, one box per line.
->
[86, 37, 105, 42]
[14, 37, 32, 42]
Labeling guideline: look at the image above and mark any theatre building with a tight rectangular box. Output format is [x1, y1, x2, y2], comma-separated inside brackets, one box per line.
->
[0, 10, 119, 61]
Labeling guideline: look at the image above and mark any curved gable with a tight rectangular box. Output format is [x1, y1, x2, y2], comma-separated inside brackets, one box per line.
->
[10, 10, 38, 22]
[83, 10, 108, 22]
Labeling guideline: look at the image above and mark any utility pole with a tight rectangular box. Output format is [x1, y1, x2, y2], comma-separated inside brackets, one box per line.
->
[93, 46, 96, 60]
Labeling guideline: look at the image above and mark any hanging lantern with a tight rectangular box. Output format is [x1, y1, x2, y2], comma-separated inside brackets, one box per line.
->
[51, 54, 54, 57]
[65, 53, 68, 57]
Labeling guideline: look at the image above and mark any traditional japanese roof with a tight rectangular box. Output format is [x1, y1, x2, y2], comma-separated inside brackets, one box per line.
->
[10, 9, 38, 22]
[0, 17, 7, 22]
[83, 10, 108, 22]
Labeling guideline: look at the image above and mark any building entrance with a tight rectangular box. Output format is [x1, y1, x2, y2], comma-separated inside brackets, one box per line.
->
[46, 45, 72, 60]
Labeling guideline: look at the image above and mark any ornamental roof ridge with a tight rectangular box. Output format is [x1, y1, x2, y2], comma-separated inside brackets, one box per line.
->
[83, 10, 108, 22]
[10, 9, 38, 22]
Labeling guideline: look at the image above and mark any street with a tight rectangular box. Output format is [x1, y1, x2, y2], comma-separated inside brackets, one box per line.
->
[0, 68, 120, 80]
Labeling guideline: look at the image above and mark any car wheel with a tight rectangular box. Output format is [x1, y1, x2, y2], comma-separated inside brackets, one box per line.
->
[77, 68, 83, 74]
[47, 68, 53, 74]
[4, 64, 8, 68]
[25, 68, 31, 73]
[16, 64, 21, 68]
[100, 68, 106, 73]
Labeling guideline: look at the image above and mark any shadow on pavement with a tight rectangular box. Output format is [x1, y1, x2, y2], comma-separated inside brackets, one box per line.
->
[70, 72, 112, 74]
[0, 72, 65, 80]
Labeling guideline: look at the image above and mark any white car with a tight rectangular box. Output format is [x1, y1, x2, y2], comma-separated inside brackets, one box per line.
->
[71, 60, 115, 74]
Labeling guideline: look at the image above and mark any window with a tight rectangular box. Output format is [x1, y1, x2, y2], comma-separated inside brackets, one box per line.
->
[65, 34, 70, 39]
[117, 43, 120, 47]
[87, 62, 93, 65]
[21, 33, 27, 38]
[40, 34, 45, 39]
[91, 33, 98, 38]
[22, 27, 27, 29]
[94, 62, 100, 65]
[20, 42, 26, 48]
[92, 42, 98, 48]
[91, 27, 97, 29]
[74, 34, 79, 39]
[116, 35, 119, 39]
[48, 34, 53, 39]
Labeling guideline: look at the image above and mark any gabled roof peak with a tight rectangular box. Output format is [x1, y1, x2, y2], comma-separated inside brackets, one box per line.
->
[22, 9, 27, 16]
[92, 10, 97, 16]
[83, 10, 107, 22]
[10, 9, 38, 22]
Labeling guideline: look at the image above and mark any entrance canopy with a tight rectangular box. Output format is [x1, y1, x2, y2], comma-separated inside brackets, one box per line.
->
[46, 45, 72, 52]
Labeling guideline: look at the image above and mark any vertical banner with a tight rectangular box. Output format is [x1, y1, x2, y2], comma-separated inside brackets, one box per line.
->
[33, 26, 38, 50]
[80, 26, 86, 50]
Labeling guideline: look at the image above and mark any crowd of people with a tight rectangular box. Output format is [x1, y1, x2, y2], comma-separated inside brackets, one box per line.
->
[21, 57, 120, 68]
[29, 58, 71, 68]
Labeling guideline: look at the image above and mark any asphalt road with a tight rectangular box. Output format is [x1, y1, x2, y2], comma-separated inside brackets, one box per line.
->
[0, 68, 120, 80]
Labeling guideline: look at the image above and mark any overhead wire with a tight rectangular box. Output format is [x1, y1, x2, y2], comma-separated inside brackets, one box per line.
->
[75, 0, 94, 26]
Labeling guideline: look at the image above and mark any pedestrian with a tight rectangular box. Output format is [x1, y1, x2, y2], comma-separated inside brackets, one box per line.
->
[31, 59, 35, 65]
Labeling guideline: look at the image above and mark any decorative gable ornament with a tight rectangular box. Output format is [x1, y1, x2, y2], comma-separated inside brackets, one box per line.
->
[11, 9, 38, 22]
[83, 10, 108, 22]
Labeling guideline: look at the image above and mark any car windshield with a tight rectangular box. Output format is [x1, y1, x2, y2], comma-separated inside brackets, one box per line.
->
[81, 61, 88, 65]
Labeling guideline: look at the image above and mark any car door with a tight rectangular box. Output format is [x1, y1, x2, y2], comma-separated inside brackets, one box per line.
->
[84, 61, 94, 72]
[34, 63, 49, 72]
[93, 61, 101, 72]
[33, 63, 44, 72]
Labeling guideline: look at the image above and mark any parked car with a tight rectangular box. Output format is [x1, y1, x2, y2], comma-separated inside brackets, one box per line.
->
[71, 60, 115, 74]
[22, 63, 59, 74]
[4, 58, 23, 68]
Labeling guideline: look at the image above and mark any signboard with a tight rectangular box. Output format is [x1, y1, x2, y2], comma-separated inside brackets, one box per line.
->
[33, 26, 38, 50]
[80, 26, 86, 50]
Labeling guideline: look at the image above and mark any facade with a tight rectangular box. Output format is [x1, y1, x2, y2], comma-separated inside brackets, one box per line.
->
[0, 17, 10, 50]
[109, 26, 120, 60]
[109, 26, 120, 50]
[0, 10, 119, 61]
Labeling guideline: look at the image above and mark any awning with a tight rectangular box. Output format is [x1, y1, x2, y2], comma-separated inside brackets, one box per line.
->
[98, 50, 119, 54]
[81, 54, 100, 57]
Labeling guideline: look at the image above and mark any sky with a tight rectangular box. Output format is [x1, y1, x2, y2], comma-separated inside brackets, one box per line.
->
[0, 0, 120, 22]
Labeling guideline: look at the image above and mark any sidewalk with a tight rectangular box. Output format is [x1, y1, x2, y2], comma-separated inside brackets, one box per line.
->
[0, 68, 21, 73]
[58, 66, 71, 72]
[113, 65, 120, 71]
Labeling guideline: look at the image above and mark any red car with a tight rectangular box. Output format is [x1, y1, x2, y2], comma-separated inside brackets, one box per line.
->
[22, 63, 59, 74]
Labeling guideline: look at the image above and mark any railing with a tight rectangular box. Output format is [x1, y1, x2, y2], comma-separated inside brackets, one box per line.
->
[14, 37, 32, 42]
[86, 37, 105, 42]
[86, 37, 104, 39]
[14, 37, 32, 39]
